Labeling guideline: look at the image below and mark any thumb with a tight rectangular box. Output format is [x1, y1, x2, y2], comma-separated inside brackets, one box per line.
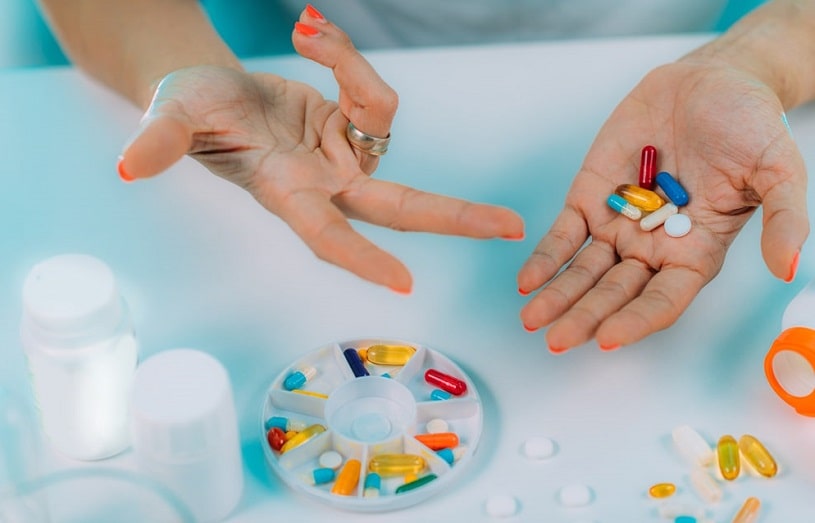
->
[758, 153, 809, 283]
[117, 102, 194, 182]
[291, 5, 397, 139]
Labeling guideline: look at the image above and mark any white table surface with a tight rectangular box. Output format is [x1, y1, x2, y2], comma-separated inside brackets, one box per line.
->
[2, 34, 815, 522]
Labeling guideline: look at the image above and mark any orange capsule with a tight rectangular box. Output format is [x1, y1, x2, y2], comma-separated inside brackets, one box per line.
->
[331, 459, 361, 496]
[414, 432, 459, 450]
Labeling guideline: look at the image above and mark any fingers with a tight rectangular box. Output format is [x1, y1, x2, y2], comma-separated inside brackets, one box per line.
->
[268, 186, 413, 293]
[542, 259, 652, 352]
[332, 177, 525, 239]
[593, 267, 707, 348]
[292, 5, 397, 138]
[517, 206, 590, 294]
[519, 240, 617, 334]
[118, 113, 194, 181]
[757, 159, 809, 283]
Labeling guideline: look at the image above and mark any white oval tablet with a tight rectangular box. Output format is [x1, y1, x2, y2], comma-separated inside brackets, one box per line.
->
[558, 484, 593, 507]
[664, 213, 691, 237]
[522, 436, 556, 460]
[318, 450, 343, 470]
[426, 418, 449, 433]
[485, 494, 518, 518]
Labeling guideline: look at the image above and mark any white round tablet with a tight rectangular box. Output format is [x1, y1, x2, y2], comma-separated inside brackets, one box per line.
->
[485, 494, 519, 518]
[664, 213, 691, 238]
[318, 450, 343, 470]
[426, 418, 449, 433]
[522, 436, 556, 460]
[558, 484, 593, 507]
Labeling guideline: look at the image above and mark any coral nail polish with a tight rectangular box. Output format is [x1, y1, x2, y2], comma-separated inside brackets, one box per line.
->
[785, 250, 801, 283]
[518, 287, 530, 296]
[294, 22, 320, 36]
[117, 157, 134, 182]
[305, 4, 326, 21]
[599, 343, 621, 352]
[522, 323, 538, 332]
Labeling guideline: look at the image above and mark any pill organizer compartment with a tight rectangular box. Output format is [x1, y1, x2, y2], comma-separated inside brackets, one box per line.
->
[260, 338, 483, 512]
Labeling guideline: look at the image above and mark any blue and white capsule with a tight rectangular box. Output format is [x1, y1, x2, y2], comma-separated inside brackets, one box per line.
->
[655, 171, 689, 206]
[283, 366, 317, 391]
[301, 467, 336, 486]
[607, 194, 642, 220]
[363, 472, 381, 498]
[264, 415, 307, 432]
[430, 389, 452, 401]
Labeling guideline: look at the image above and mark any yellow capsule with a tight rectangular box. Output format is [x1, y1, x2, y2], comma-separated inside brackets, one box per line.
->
[738, 434, 777, 478]
[331, 459, 361, 496]
[732, 496, 761, 523]
[615, 184, 665, 212]
[368, 454, 426, 478]
[717, 434, 741, 481]
[280, 424, 326, 454]
[363, 344, 416, 366]
[647, 482, 676, 499]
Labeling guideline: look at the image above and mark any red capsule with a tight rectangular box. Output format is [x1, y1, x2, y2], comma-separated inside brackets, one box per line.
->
[424, 369, 467, 396]
[639, 145, 657, 190]
[267, 426, 286, 451]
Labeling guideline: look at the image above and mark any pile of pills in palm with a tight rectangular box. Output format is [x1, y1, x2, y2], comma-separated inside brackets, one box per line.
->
[606, 145, 692, 237]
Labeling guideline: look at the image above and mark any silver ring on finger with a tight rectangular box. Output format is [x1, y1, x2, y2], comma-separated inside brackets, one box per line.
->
[346, 122, 390, 156]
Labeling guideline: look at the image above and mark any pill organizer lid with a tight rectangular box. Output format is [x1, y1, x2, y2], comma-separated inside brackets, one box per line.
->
[22, 254, 122, 340]
[130, 349, 238, 463]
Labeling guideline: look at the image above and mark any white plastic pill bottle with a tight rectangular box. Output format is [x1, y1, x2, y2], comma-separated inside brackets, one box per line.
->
[765, 279, 815, 416]
[20, 253, 139, 460]
[130, 349, 244, 523]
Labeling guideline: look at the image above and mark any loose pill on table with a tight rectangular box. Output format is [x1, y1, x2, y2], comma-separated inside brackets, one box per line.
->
[557, 484, 593, 507]
[672, 425, 714, 467]
[426, 418, 449, 433]
[639, 144, 658, 189]
[717, 434, 741, 481]
[318, 450, 344, 470]
[640, 202, 678, 232]
[655, 171, 689, 206]
[485, 494, 519, 518]
[738, 434, 777, 478]
[664, 213, 691, 237]
[732, 496, 761, 523]
[424, 369, 467, 396]
[607, 194, 643, 220]
[615, 183, 665, 211]
[648, 482, 677, 499]
[522, 436, 556, 460]
[689, 468, 722, 504]
[283, 366, 317, 391]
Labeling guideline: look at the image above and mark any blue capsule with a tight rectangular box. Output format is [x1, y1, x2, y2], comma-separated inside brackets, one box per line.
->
[655, 171, 689, 206]
[363, 472, 381, 498]
[311, 467, 335, 485]
[437, 448, 455, 465]
[606, 194, 642, 220]
[343, 348, 370, 377]
[430, 389, 452, 401]
[264, 415, 306, 432]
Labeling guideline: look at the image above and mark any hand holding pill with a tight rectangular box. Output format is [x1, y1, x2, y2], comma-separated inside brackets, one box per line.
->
[518, 55, 808, 351]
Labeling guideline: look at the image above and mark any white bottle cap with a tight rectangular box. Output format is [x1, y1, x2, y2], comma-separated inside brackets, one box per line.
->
[130, 349, 243, 523]
[22, 254, 122, 342]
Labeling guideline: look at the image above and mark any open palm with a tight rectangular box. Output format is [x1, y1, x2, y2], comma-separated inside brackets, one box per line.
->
[118, 18, 523, 293]
[519, 60, 808, 351]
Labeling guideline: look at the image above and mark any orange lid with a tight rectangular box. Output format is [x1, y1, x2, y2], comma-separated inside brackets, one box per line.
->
[764, 327, 815, 416]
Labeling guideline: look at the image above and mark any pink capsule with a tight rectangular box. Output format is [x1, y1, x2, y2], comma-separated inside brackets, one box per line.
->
[639, 145, 657, 190]
[424, 369, 467, 396]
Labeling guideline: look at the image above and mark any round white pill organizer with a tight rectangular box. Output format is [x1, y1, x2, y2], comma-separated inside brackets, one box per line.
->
[260, 338, 483, 512]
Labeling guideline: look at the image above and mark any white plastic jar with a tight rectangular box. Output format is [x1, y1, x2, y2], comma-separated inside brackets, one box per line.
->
[765, 279, 815, 416]
[20, 254, 138, 460]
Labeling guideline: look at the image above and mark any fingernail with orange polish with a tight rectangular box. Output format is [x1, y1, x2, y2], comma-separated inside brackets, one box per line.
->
[548, 344, 566, 354]
[390, 285, 412, 296]
[117, 157, 134, 182]
[785, 250, 800, 283]
[599, 343, 621, 352]
[294, 22, 320, 36]
[501, 232, 525, 241]
[305, 4, 326, 22]
[523, 323, 538, 332]
[518, 287, 530, 296]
